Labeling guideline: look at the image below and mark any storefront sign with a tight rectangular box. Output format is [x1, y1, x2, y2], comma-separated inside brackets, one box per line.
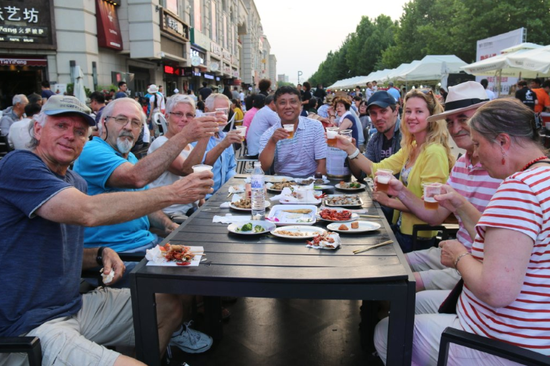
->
[203, 72, 214, 80]
[0, 57, 47, 66]
[222, 49, 231, 62]
[190, 28, 210, 50]
[210, 42, 222, 58]
[222, 63, 231, 75]
[0, 0, 56, 49]
[164, 65, 182, 76]
[96, 0, 122, 50]
[232, 69, 240, 78]
[190, 48, 205, 65]
[160, 8, 189, 42]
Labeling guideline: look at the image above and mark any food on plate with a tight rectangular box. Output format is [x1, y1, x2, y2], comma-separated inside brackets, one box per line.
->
[338, 224, 348, 230]
[269, 181, 296, 191]
[319, 208, 352, 221]
[339, 181, 362, 189]
[160, 243, 195, 265]
[236, 223, 264, 233]
[324, 195, 362, 206]
[274, 230, 310, 237]
[283, 209, 312, 214]
[232, 197, 252, 208]
[351, 221, 359, 229]
[306, 231, 338, 249]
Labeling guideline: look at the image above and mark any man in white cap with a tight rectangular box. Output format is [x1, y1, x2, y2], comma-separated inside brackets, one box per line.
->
[147, 84, 166, 136]
[0, 95, 216, 365]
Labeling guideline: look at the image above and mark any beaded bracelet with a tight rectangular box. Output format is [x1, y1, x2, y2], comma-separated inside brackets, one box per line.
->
[454, 252, 471, 276]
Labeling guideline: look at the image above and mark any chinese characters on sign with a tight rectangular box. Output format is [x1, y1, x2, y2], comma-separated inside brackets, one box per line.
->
[161, 8, 189, 42]
[0, 0, 55, 49]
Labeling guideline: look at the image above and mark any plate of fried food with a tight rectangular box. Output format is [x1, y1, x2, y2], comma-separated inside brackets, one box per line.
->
[145, 243, 203, 266]
[327, 221, 381, 233]
[317, 208, 359, 222]
[227, 220, 276, 235]
[230, 196, 271, 211]
[334, 181, 366, 191]
[266, 181, 298, 193]
[270, 225, 326, 239]
[266, 205, 318, 226]
[324, 194, 363, 208]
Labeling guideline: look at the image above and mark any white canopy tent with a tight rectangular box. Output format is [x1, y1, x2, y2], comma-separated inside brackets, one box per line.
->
[394, 55, 467, 84]
[506, 45, 550, 75]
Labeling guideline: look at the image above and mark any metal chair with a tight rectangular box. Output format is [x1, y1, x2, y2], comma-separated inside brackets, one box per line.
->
[437, 327, 550, 366]
[411, 223, 459, 251]
[233, 142, 258, 174]
[0, 337, 42, 366]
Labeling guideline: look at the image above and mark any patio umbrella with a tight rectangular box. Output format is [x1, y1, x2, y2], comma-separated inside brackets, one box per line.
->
[506, 45, 550, 75]
[74, 66, 87, 104]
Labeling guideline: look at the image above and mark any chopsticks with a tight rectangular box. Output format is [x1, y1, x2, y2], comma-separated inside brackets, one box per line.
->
[352, 240, 393, 254]
[358, 214, 380, 219]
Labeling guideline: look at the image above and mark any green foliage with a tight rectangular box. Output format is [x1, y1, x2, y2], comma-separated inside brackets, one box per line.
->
[312, 0, 550, 84]
[277, 81, 295, 88]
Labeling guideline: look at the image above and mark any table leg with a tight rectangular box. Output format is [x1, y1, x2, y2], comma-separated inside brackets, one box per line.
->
[386, 285, 414, 365]
[203, 296, 223, 340]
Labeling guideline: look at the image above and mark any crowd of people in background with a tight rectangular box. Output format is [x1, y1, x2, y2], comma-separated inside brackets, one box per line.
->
[3, 74, 550, 365]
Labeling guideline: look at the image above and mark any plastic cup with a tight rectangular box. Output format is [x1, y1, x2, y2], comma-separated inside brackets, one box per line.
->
[339, 129, 352, 142]
[215, 108, 229, 125]
[192, 164, 213, 173]
[423, 183, 442, 210]
[283, 124, 294, 139]
[375, 169, 393, 193]
[235, 126, 247, 141]
[326, 127, 338, 147]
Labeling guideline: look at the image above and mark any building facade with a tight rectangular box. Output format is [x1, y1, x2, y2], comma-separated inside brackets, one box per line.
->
[0, 0, 276, 108]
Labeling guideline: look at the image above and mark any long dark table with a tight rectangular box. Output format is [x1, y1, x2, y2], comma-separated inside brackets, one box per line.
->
[130, 176, 415, 365]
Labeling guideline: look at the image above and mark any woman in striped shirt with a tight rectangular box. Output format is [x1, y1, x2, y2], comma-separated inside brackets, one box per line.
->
[378, 98, 550, 365]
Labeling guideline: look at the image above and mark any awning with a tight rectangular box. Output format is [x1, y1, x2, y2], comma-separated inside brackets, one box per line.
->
[0, 57, 47, 67]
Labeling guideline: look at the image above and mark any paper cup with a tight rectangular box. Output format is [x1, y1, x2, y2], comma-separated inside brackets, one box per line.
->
[423, 183, 442, 210]
[235, 126, 247, 141]
[375, 169, 393, 192]
[283, 124, 294, 139]
[326, 127, 338, 147]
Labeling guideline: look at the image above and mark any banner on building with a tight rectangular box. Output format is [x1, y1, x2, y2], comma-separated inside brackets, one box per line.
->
[0, 0, 56, 49]
[96, 0, 123, 50]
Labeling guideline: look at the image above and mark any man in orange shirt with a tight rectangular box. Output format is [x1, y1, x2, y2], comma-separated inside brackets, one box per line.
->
[531, 78, 550, 113]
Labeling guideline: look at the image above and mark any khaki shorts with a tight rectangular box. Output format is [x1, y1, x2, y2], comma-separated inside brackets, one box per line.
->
[0, 288, 134, 366]
[406, 247, 461, 290]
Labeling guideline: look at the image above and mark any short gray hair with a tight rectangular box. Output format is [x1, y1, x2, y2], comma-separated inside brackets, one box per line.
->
[204, 93, 230, 111]
[13, 94, 28, 105]
[166, 94, 196, 114]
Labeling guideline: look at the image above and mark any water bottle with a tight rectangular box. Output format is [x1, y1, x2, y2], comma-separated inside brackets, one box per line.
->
[250, 161, 265, 220]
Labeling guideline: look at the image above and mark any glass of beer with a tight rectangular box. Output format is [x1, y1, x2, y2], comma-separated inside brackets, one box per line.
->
[192, 164, 213, 173]
[326, 127, 338, 147]
[283, 124, 294, 139]
[375, 169, 393, 193]
[235, 126, 247, 142]
[423, 183, 442, 209]
[215, 108, 229, 125]
[339, 129, 352, 142]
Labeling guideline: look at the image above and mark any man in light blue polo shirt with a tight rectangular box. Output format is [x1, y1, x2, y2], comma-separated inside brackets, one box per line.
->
[258, 86, 327, 177]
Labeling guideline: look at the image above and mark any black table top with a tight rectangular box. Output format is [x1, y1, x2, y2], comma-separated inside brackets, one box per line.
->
[133, 175, 413, 284]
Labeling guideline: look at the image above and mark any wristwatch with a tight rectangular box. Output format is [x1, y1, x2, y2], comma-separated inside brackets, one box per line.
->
[96, 246, 106, 266]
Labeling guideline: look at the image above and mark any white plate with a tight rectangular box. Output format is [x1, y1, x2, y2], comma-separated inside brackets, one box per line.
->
[266, 205, 318, 226]
[271, 226, 326, 239]
[334, 182, 367, 191]
[317, 207, 360, 222]
[266, 182, 298, 193]
[279, 198, 322, 205]
[229, 200, 271, 211]
[294, 177, 331, 185]
[265, 176, 294, 183]
[327, 221, 381, 233]
[324, 194, 363, 207]
[227, 220, 276, 235]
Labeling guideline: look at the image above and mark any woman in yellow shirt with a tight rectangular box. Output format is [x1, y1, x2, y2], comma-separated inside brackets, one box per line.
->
[337, 89, 454, 252]
[231, 98, 244, 125]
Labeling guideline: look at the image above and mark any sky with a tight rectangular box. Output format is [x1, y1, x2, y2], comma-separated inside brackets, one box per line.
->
[254, 0, 410, 85]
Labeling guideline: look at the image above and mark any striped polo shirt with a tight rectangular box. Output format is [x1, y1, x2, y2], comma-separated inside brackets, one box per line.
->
[447, 154, 502, 249]
[458, 166, 550, 354]
[259, 116, 327, 177]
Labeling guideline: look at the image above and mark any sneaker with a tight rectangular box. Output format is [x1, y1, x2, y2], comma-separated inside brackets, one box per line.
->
[169, 321, 213, 354]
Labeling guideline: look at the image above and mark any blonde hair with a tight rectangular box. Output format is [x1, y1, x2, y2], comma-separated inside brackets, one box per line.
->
[401, 89, 454, 168]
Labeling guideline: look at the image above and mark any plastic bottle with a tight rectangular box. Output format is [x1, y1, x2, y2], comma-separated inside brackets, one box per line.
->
[250, 161, 265, 220]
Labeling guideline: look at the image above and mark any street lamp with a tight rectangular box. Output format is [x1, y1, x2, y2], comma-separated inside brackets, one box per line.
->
[297, 71, 303, 85]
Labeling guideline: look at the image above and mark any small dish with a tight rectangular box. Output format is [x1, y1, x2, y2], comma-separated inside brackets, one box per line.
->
[227, 220, 276, 235]
[266, 205, 318, 226]
[270, 226, 326, 239]
[334, 182, 366, 191]
[317, 207, 359, 222]
[327, 221, 381, 233]
[324, 194, 363, 207]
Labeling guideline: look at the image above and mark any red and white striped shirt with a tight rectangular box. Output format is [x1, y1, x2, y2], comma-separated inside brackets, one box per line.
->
[458, 166, 550, 354]
[447, 154, 502, 249]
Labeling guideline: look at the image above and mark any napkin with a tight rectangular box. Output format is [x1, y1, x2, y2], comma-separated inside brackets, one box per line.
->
[271, 184, 318, 203]
[228, 185, 245, 194]
[306, 232, 341, 250]
[212, 214, 252, 224]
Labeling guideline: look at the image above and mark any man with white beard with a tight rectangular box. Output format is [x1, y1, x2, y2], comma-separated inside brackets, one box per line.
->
[73, 97, 217, 278]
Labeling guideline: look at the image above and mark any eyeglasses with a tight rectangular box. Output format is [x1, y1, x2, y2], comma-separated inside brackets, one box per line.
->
[106, 115, 143, 129]
[170, 111, 195, 119]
